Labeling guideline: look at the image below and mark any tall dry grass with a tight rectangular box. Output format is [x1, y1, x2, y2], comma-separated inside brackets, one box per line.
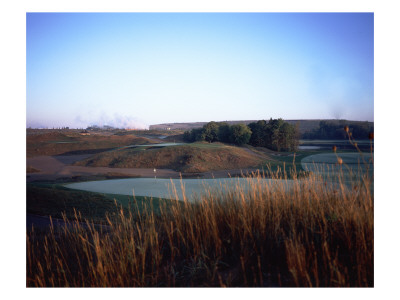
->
[26, 160, 373, 287]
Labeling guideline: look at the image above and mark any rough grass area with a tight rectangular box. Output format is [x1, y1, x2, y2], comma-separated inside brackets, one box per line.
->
[74, 142, 265, 172]
[27, 184, 171, 223]
[27, 168, 373, 287]
[27, 165, 40, 173]
[27, 184, 118, 223]
[26, 131, 157, 157]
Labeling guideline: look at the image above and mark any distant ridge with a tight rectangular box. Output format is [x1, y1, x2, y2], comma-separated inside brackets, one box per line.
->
[149, 119, 374, 135]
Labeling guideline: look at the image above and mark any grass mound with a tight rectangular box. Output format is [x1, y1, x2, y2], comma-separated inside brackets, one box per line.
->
[74, 142, 265, 172]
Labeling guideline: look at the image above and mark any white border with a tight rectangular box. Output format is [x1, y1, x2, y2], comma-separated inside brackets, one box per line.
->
[1, 1, 399, 299]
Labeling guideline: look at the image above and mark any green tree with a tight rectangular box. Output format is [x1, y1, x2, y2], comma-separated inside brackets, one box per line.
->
[201, 121, 219, 143]
[183, 130, 192, 142]
[248, 118, 299, 151]
[217, 122, 231, 143]
[278, 122, 298, 151]
[248, 120, 267, 147]
[266, 118, 283, 151]
[191, 128, 204, 141]
[230, 124, 252, 146]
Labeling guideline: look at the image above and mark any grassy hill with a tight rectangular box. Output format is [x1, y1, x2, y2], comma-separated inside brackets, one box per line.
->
[74, 142, 265, 173]
[26, 130, 157, 157]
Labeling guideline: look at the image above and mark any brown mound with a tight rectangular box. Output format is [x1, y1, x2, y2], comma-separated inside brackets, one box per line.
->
[27, 131, 73, 142]
[27, 165, 40, 173]
[27, 132, 157, 157]
[75, 143, 265, 173]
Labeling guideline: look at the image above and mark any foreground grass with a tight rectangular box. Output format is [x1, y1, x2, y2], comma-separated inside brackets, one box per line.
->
[27, 165, 373, 287]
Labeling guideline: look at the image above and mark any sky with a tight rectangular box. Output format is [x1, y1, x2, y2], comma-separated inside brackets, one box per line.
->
[26, 13, 374, 129]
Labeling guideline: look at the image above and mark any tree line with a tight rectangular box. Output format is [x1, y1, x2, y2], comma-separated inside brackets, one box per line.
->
[302, 120, 374, 140]
[183, 119, 299, 151]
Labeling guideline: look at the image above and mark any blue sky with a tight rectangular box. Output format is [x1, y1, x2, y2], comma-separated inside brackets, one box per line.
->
[26, 13, 374, 129]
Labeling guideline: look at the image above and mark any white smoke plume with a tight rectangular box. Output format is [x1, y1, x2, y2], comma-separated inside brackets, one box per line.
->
[76, 113, 149, 130]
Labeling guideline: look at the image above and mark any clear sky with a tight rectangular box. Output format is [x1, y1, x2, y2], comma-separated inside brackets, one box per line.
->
[26, 13, 374, 129]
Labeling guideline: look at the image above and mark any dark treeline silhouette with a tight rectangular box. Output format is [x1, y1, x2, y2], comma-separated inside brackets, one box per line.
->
[248, 119, 299, 151]
[302, 120, 374, 140]
[183, 122, 252, 146]
[183, 119, 299, 151]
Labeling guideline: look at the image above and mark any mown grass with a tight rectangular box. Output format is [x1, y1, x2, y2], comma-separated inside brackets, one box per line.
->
[27, 165, 373, 287]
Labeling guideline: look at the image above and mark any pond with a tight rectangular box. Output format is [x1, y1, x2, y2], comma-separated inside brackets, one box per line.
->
[65, 177, 294, 202]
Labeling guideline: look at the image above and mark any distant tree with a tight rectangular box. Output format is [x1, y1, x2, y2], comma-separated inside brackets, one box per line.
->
[183, 130, 192, 142]
[184, 122, 232, 143]
[248, 118, 298, 151]
[201, 121, 219, 143]
[183, 128, 203, 142]
[302, 121, 373, 140]
[278, 122, 299, 151]
[351, 123, 372, 139]
[270, 128, 281, 151]
[183, 119, 298, 150]
[217, 122, 231, 143]
[290, 123, 300, 151]
[230, 124, 252, 146]
[191, 128, 204, 141]
[248, 120, 267, 147]
[267, 118, 284, 151]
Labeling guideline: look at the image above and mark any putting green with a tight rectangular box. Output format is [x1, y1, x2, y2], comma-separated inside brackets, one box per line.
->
[65, 177, 294, 202]
[301, 152, 373, 180]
